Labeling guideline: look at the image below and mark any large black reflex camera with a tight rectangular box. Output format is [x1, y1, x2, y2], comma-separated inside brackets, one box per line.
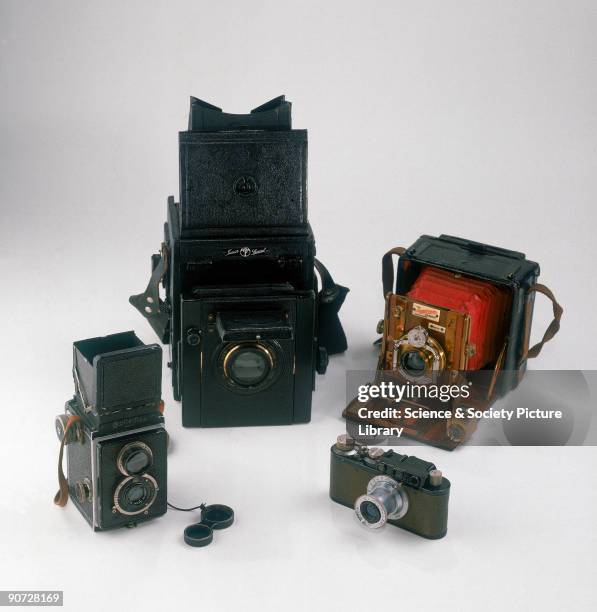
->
[130, 96, 348, 427]
[54, 332, 167, 530]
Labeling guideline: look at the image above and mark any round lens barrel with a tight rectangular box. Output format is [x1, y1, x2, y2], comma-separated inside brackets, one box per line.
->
[117, 442, 153, 476]
[401, 350, 426, 376]
[114, 475, 158, 516]
[359, 500, 382, 524]
[228, 347, 270, 387]
[127, 483, 146, 504]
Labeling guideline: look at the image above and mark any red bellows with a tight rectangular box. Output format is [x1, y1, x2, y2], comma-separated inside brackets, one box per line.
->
[407, 267, 511, 370]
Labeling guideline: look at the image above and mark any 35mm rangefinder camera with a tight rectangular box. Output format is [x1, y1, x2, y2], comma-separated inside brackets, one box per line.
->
[130, 95, 348, 428]
[329, 435, 450, 539]
[54, 332, 167, 531]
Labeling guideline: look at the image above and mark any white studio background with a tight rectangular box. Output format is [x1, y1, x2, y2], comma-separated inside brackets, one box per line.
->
[1, 1, 596, 611]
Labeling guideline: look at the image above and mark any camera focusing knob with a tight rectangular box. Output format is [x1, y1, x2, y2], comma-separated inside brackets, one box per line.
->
[55, 414, 81, 444]
[75, 479, 92, 504]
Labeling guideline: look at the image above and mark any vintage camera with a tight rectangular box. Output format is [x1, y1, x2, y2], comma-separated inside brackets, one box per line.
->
[130, 96, 348, 427]
[329, 435, 450, 539]
[54, 331, 167, 530]
[345, 235, 562, 448]
[378, 236, 562, 385]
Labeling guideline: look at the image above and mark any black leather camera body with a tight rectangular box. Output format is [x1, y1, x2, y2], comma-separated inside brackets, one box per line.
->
[54, 332, 168, 530]
[131, 96, 347, 427]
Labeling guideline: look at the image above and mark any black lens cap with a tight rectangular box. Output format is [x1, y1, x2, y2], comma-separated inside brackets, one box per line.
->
[182, 504, 234, 547]
[201, 504, 234, 530]
[183, 523, 213, 548]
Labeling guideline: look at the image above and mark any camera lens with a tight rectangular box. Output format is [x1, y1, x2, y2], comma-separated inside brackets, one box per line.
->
[359, 500, 382, 524]
[226, 345, 271, 387]
[127, 483, 146, 504]
[400, 350, 426, 376]
[354, 476, 409, 529]
[117, 441, 153, 476]
[114, 474, 158, 516]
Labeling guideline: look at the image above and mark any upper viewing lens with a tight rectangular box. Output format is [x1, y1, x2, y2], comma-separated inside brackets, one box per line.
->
[124, 450, 151, 475]
[117, 442, 153, 476]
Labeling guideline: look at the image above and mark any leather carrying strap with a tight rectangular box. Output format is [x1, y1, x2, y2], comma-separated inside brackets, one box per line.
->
[381, 247, 406, 297]
[314, 258, 349, 355]
[524, 283, 563, 359]
[54, 415, 81, 508]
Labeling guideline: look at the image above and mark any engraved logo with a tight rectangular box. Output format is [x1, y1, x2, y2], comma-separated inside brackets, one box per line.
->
[234, 176, 258, 197]
[225, 247, 268, 257]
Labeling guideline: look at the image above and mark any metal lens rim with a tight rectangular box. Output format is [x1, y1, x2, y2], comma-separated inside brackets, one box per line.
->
[367, 475, 410, 521]
[395, 332, 446, 383]
[218, 341, 282, 394]
[113, 474, 158, 516]
[354, 494, 387, 529]
[224, 343, 273, 387]
[399, 349, 428, 377]
[116, 441, 154, 476]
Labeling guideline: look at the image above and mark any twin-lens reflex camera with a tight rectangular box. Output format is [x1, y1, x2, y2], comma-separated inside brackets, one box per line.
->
[54, 332, 167, 531]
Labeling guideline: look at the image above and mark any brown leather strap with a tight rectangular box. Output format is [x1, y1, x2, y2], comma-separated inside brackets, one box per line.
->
[381, 247, 406, 297]
[487, 341, 508, 400]
[524, 283, 563, 360]
[54, 415, 81, 507]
